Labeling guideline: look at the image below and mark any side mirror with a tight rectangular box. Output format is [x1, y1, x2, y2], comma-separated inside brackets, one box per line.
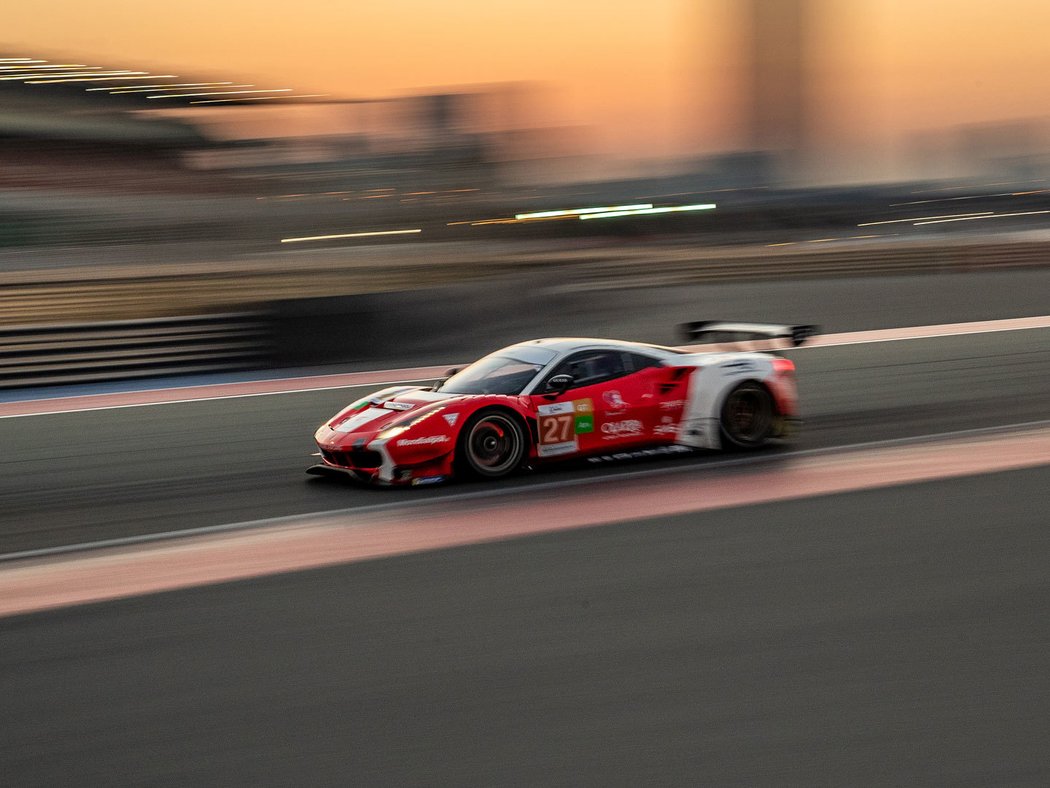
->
[434, 367, 460, 390]
[545, 373, 574, 394]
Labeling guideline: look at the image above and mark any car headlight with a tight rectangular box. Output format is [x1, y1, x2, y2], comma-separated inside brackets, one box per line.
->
[377, 424, 410, 440]
[376, 405, 447, 440]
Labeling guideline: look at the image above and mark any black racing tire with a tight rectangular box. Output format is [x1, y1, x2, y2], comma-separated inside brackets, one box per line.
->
[456, 409, 527, 479]
[720, 381, 775, 449]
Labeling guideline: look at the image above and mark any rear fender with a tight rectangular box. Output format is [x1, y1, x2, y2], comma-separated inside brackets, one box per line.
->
[677, 355, 776, 450]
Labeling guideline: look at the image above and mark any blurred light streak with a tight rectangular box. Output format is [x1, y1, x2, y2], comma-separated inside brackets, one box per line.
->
[858, 212, 994, 226]
[0, 58, 45, 63]
[280, 229, 422, 243]
[515, 204, 652, 220]
[0, 64, 92, 71]
[13, 70, 139, 80]
[30, 74, 177, 84]
[190, 94, 326, 104]
[914, 211, 1050, 226]
[149, 88, 292, 99]
[79, 76, 190, 88]
[0, 71, 107, 81]
[447, 218, 504, 226]
[103, 83, 242, 93]
[579, 203, 716, 220]
[891, 190, 1049, 207]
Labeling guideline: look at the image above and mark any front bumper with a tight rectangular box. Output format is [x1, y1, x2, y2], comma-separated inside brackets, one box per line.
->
[307, 452, 451, 487]
[306, 462, 390, 485]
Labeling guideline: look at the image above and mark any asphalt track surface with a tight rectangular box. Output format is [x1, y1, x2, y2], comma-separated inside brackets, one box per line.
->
[3, 274, 1050, 784]
[3, 466, 1050, 785]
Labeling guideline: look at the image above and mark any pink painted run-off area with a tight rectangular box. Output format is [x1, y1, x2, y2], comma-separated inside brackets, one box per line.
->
[2, 315, 1050, 419]
[2, 425, 1050, 618]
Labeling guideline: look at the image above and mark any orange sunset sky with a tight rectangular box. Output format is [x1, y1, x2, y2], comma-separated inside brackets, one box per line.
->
[7, 0, 1050, 173]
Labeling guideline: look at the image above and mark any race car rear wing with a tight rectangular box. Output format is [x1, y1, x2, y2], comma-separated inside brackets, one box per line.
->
[679, 321, 820, 348]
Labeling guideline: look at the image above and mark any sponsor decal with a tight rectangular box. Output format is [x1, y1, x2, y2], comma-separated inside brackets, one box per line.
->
[602, 390, 629, 411]
[537, 440, 578, 458]
[333, 408, 386, 433]
[659, 399, 686, 411]
[587, 444, 693, 464]
[601, 419, 644, 439]
[537, 398, 595, 454]
[442, 413, 459, 427]
[396, 435, 450, 447]
[537, 398, 593, 416]
[411, 475, 446, 486]
[383, 401, 414, 411]
[537, 401, 573, 416]
[653, 416, 679, 437]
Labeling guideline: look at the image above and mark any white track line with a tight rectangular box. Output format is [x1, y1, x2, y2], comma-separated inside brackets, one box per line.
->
[4, 418, 1049, 565]
[0, 379, 438, 420]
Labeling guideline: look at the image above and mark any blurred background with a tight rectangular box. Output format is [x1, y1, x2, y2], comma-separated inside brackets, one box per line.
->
[7, 6, 1050, 784]
[3, 0, 1050, 384]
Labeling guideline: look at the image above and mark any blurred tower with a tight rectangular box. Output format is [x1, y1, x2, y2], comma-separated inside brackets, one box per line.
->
[743, 0, 813, 163]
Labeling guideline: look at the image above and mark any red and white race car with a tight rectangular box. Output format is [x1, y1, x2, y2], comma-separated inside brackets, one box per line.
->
[308, 322, 817, 486]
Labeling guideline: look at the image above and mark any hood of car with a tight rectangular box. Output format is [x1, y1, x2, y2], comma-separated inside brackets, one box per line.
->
[318, 386, 461, 444]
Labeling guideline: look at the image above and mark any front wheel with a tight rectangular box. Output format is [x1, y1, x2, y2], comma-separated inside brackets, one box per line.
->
[457, 410, 526, 479]
[720, 382, 775, 449]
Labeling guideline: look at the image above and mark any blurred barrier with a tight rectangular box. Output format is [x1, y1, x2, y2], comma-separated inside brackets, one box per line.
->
[0, 239, 1048, 387]
[0, 257, 498, 327]
[1, 239, 1049, 327]
[0, 313, 268, 389]
[547, 241, 1050, 291]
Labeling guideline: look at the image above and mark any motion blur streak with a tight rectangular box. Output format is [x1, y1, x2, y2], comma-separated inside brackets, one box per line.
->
[99, 82, 239, 92]
[514, 204, 652, 220]
[579, 203, 717, 220]
[190, 94, 327, 104]
[2, 425, 1049, 618]
[0, 367, 447, 418]
[914, 210, 1050, 225]
[147, 88, 292, 99]
[858, 212, 993, 226]
[2, 316, 1049, 420]
[280, 228, 422, 243]
[0, 64, 91, 71]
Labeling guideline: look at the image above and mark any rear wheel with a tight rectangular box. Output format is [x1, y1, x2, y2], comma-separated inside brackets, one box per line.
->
[720, 382, 775, 449]
[457, 410, 526, 478]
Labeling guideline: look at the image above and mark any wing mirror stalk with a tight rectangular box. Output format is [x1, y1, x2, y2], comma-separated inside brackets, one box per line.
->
[542, 374, 574, 398]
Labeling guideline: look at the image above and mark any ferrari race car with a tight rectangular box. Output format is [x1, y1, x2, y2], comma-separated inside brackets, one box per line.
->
[308, 321, 817, 486]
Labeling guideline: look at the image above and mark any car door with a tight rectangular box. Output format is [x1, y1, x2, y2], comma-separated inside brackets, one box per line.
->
[529, 349, 653, 458]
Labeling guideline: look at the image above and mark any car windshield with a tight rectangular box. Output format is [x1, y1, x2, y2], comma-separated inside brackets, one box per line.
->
[437, 348, 555, 395]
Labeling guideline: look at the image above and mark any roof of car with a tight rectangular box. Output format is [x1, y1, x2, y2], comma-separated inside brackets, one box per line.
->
[506, 337, 683, 356]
